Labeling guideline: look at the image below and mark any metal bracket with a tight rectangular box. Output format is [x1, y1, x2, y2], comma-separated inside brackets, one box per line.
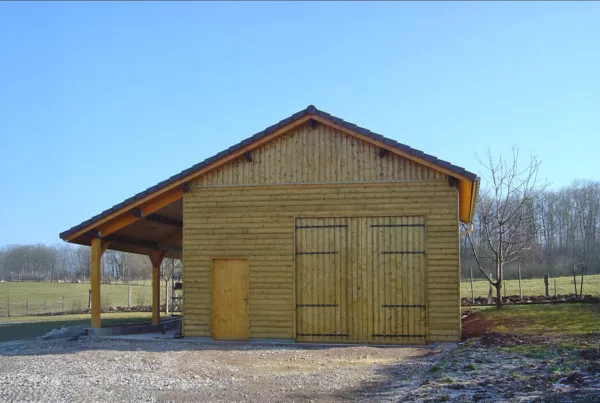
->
[296, 251, 338, 255]
[297, 304, 338, 307]
[382, 304, 425, 308]
[295, 225, 348, 229]
[381, 251, 425, 255]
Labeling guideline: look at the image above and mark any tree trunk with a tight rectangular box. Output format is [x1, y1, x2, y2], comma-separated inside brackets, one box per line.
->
[496, 260, 503, 309]
[496, 283, 502, 309]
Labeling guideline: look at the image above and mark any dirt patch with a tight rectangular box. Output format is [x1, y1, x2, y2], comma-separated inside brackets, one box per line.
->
[461, 311, 494, 339]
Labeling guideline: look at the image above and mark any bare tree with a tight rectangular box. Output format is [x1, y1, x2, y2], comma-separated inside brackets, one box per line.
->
[467, 147, 547, 308]
[160, 258, 176, 315]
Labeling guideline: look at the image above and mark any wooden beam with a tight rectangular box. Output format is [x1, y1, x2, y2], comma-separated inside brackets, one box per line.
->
[63, 115, 312, 242]
[97, 188, 183, 238]
[145, 214, 183, 228]
[90, 238, 108, 329]
[149, 251, 164, 326]
[103, 235, 160, 251]
[100, 233, 182, 255]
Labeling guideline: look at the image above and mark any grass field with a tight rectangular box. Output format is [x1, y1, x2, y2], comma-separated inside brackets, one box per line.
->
[0, 273, 598, 317]
[461, 274, 600, 299]
[0, 312, 152, 342]
[0, 282, 155, 316]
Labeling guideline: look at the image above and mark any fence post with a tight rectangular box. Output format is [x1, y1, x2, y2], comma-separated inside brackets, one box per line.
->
[62, 295, 65, 312]
[44, 299, 47, 314]
[503, 280, 506, 298]
[128, 286, 132, 308]
[88, 290, 92, 310]
[580, 265, 585, 299]
[544, 274, 549, 297]
[470, 266, 474, 304]
[572, 266, 578, 298]
[488, 273, 493, 304]
[518, 264, 523, 302]
[7, 296, 10, 317]
[26, 297, 29, 316]
[554, 278, 557, 297]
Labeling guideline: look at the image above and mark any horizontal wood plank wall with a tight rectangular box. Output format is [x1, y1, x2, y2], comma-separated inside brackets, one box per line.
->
[195, 122, 447, 187]
[183, 181, 460, 342]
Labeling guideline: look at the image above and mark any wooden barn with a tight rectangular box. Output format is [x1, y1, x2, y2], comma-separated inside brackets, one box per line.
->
[60, 105, 479, 344]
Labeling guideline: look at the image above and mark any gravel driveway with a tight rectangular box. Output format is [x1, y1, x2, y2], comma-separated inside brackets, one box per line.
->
[0, 338, 447, 402]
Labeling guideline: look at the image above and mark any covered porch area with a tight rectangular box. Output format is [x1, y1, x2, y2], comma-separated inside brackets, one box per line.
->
[60, 188, 184, 328]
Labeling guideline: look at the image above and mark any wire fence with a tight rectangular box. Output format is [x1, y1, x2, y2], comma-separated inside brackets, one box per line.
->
[461, 274, 600, 300]
[0, 282, 159, 318]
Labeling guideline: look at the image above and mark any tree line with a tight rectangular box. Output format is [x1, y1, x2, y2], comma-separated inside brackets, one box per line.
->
[0, 244, 154, 283]
[462, 166, 599, 280]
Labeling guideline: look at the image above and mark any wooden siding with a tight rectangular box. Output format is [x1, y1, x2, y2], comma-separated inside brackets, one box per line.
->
[183, 181, 460, 342]
[193, 122, 447, 187]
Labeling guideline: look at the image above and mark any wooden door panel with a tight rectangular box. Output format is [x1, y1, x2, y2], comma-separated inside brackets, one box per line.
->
[370, 216, 426, 343]
[212, 259, 249, 341]
[295, 218, 348, 342]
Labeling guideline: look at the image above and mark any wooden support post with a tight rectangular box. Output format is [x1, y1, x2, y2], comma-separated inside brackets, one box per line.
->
[544, 274, 549, 297]
[90, 238, 109, 328]
[149, 251, 164, 326]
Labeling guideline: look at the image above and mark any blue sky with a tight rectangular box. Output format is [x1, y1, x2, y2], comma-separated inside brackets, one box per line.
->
[0, 2, 599, 245]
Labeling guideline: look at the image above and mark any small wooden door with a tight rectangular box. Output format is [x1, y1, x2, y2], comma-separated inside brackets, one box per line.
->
[212, 259, 249, 341]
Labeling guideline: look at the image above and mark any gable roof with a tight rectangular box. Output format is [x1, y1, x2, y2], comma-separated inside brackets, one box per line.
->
[60, 105, 479, 242]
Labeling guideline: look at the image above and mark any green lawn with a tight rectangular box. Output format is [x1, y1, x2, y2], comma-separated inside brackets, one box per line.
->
[472, 304, 600, 336]
[461, 274, 600, 299]
[0, 312, 153, 342]
[0, 281, 155, 316]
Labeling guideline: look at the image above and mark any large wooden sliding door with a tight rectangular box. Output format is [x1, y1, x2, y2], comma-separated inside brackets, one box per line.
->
[212, 259, 249, 341]
[295, 216, 426, 344]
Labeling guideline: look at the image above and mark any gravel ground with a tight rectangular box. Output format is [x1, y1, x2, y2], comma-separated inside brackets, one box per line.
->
[0, 337, 447, 402]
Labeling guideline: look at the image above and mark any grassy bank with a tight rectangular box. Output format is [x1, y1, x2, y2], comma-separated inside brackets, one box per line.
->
[0, 312, 153, 342]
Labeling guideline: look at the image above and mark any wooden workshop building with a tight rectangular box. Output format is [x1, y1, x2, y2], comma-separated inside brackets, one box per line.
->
[60, 105, 479, 344]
